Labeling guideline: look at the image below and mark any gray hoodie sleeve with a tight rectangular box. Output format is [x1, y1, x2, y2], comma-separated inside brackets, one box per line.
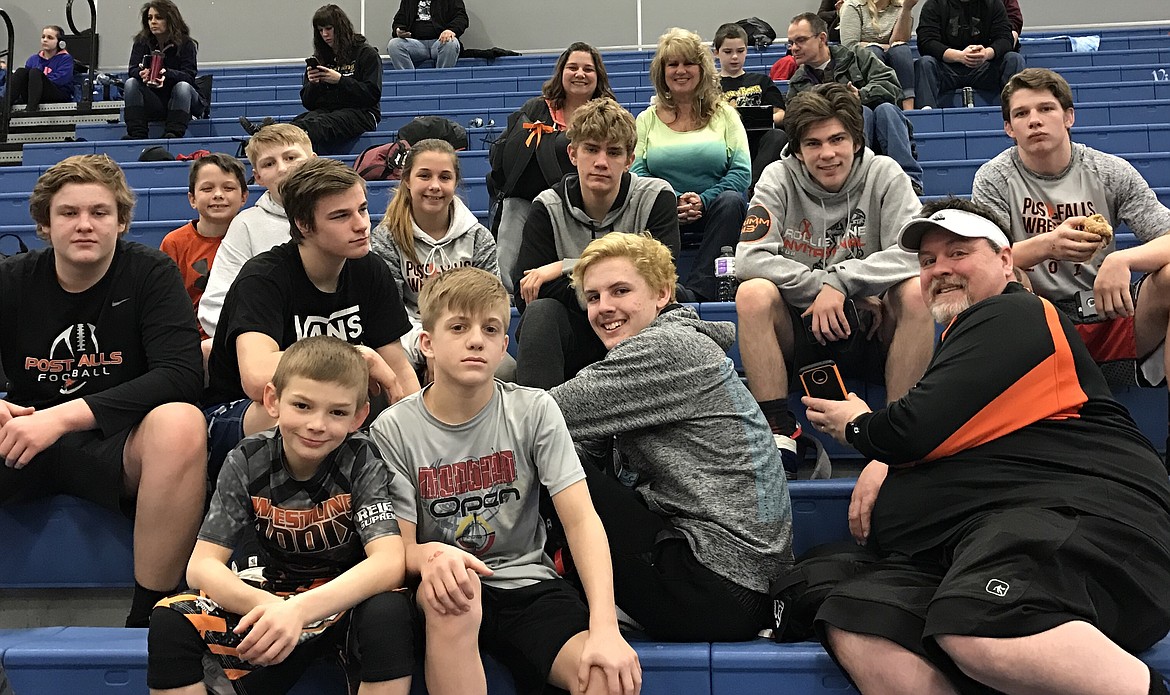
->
[369, 224, 408, 309]
[822, 159, 922, 297]
[472, 225, 502, 279]
[551, 320, 718, 439]
[734, 164, 831, 308]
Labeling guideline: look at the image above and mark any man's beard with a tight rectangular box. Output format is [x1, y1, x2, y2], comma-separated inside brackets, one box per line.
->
[928, 279, 971, 324]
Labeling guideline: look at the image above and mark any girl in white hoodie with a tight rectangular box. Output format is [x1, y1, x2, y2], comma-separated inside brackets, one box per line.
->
[371, 138, 514, 379]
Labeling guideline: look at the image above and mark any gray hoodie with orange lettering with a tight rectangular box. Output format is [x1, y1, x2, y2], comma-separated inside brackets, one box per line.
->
[735, 147, 920, 308]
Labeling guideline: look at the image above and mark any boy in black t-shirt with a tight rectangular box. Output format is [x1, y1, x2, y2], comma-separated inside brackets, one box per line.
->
[148, 336, 414, 695]
[204, 158, 422, 478]
[0, 155, 207, 627]
[715, 22, 788, 184]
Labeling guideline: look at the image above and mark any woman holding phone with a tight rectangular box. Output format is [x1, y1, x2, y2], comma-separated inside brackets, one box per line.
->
[253, 4, 381, 154]
[122, 0, 201, 139]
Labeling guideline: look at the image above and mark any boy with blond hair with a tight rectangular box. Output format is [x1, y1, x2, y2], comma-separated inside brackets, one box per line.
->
[204, 159, 419, 479]
[370, 267, 641, 695]
[513, 96, 679, 388]
[0, 154, 206, 627]
[199, 124, 316, 339]
[550, 232, 792, 641]
[148, 336, 414, 695]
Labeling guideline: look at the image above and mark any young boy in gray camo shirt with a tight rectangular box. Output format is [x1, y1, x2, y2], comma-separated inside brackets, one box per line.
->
[551, 232, 794, 642]
[369, 267, 640, 695]
[147, 336, 413, 695]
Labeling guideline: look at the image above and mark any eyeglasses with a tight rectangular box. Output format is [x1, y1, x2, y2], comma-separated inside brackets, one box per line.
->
[789, 35, 819, 47]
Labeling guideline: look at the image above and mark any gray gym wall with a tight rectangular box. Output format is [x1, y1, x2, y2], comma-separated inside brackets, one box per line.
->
[0, 1, 1165, 72]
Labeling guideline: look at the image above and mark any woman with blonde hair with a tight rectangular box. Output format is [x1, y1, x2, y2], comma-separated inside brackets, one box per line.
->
[839, 0, 918, 109]
[632, 27, 750, 301]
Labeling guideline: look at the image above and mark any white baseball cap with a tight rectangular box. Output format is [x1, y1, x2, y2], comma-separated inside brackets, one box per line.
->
[898, 208, 1012, 252]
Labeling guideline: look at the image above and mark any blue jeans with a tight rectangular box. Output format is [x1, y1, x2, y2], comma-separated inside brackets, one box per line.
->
[914, 52, 1027, 108]
[866, 44, 915, 100]
[387, 36, 461, 69]
[123, 77, 202, 116]
[863, 103, 923, 188]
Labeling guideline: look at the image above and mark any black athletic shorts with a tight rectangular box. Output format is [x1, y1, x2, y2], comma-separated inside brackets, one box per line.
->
[816, 508, 1170, 694]
[0, 428, 133, 516]
[148, 586, 416, 691]
[786, 303, 886, 384]
[480, 578, 590, 695]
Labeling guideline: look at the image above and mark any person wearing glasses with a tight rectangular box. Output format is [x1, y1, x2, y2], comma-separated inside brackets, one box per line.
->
[786, 12, 923, 194]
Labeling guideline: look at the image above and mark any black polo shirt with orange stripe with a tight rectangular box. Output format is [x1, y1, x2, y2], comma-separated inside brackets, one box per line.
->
[851, 283, 1170, 557]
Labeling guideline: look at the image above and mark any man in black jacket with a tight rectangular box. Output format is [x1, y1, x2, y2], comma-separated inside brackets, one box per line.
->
[804, 198, 1170, 695]
[914, 0, 1026, 109]
[787, 13, 923, 193]
[387, 0, 468, 70]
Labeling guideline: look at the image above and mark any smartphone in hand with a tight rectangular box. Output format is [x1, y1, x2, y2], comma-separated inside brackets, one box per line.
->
[305, 56, 320, 69]
[798, 360, 849, 401]
[802, 298, 863, 344]
[1075, 289, 1099, 320]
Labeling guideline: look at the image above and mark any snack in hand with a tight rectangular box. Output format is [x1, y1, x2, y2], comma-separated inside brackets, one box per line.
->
[1082, 213, 1113, 247]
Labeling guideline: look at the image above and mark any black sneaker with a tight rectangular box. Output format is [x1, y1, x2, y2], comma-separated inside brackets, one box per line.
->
[238, 115, 276, 135]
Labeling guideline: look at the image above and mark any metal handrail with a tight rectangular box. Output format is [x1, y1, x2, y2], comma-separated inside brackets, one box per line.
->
[0, 8, 13, 143]
[65, 0, 96, 105]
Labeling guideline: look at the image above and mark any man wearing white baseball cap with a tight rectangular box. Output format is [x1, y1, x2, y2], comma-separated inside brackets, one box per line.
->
[802, 197, 1170, 695]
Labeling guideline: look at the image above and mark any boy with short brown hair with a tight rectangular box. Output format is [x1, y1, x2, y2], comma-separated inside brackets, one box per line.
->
[161, 153, 249, 340]
[148, 335, 414, 695]
[2, 154, 206, 627]
[371, 267, 641, 695]
[513, 97, 679, 388]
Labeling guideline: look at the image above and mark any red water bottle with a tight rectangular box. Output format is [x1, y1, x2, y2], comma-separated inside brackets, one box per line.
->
[147, 50, 164, 86]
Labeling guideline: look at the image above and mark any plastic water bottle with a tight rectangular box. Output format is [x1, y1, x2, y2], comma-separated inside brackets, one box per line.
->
[715, 246, 738, 302]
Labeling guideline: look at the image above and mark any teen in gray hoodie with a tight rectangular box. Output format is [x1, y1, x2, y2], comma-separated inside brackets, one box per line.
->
[513, 97, 679, 389]
[551, 232, 793, 642]
[735, 84, 932, 479]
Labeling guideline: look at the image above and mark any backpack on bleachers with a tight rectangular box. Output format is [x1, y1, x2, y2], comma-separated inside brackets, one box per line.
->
[353, 116, 467, 182]
[353, 139, 411, 181]
[767, 541, 879, 641]
[398, 115, 468, 150]
[737, 17, 777, 49]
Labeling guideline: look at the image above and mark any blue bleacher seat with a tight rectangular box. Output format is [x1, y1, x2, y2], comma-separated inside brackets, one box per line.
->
[710, 641, 854, 695]
[0, 628, 705, 695]
[0, 497, 133, 589]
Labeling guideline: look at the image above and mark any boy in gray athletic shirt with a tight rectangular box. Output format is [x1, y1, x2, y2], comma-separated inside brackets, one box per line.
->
[369, 267, 640, 695]
[973, 67, 1170, 393]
